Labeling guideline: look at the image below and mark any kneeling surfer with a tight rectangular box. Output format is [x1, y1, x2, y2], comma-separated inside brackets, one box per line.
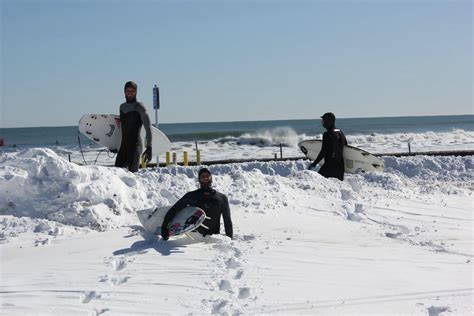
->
[161, 168, 233, 240]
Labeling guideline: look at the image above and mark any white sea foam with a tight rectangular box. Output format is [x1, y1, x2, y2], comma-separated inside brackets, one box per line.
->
[234, 127, 301, 147]
[51, 128, 474, 167]
[347, 129, 474, 153]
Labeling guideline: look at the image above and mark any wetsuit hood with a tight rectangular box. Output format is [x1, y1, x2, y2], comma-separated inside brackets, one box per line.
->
[321, 112, 336, 130]
[124, 81, 138, 103]
[198, 168, 213, 189]
[124, 81, 138, 91]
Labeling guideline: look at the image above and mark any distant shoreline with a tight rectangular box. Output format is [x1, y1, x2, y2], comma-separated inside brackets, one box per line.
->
[1, 114, 472, 130]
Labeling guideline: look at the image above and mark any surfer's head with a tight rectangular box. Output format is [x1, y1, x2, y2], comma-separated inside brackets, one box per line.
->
[124, 81, 138, 103]
[198, 168, 212, 189]
[321, 112, 336, 130]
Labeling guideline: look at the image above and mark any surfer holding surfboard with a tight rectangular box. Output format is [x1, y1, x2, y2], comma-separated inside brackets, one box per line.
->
[161, 168, 233, 241]
[308, 112, 348, 181]
[114, 81, 153, 172]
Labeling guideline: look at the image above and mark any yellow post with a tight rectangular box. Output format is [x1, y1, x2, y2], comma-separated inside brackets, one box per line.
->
[183, 151, 188, 166]
[166, 152, 171, 166]
[196, 150, 201, 165]
[140, 156, 146, 169]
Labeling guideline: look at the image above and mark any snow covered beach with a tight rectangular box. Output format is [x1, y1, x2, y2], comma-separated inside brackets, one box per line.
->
[0, 147, 472, 315]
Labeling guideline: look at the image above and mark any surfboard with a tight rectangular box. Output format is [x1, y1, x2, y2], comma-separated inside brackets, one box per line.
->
[137, 206, 207, 237]
[78, 114, 171, 155]
[298, 139, 384, 173]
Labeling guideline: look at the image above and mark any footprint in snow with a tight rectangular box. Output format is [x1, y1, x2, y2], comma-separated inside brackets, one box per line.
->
[211, 299, 229, 314]
[238, 287, 251, 299]
[340, 189, 352, 201]
[218, 279, 232, 291]
[234, 234, 256, 242]
[234, 270, 244, 279]
[89, 308, 109, 315]
[427, 306, 450, 316]
[225, 257, 240, 269]
[109, 276, 130, 286]
[107, 257, 126, 271]
[212, 243, 233, 253]
[385, 232, 402, 239]
[80, 291, 101, 304]
[33, 238, 49, 247]
[233, 247, 242, 258]
[245, 234, 256, 240]
[99, 275, 130, 286]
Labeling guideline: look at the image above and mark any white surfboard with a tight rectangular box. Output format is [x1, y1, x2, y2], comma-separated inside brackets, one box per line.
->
[78, 114, 171, 155]
[298, 139, 384, 173]
[137, 206, 207, 237]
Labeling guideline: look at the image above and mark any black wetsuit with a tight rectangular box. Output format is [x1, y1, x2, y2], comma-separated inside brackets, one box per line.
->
[161, 188, 233, 239]
[114, 102, 152, 172]
[315, 129, 347, 181]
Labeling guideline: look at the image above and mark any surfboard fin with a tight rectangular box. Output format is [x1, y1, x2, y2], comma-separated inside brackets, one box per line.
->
[185, 232, 195, 240]
[205, 216, 211, 220]
[200, 224, 209, 230]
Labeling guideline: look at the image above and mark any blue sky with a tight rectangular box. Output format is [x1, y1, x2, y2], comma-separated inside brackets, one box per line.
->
[1, 0, 472, 128]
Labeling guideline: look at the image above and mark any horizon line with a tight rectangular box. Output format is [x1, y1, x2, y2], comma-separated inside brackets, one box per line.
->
[1, 113, 472, 129]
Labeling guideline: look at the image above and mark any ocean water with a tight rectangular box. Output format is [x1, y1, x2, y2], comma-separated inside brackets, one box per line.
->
[1, 115, 473, 165]
[1, 115, 473, 148]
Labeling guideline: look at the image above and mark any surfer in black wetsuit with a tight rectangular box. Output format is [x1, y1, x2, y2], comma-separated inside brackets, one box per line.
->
[309, 112, 347, 181]
[114, 81, 153, 173]
[161, 168, 233, 240]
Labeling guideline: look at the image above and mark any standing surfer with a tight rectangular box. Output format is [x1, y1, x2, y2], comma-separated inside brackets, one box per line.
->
[114, 81, 153, 172]
[309, 112, 347, 181]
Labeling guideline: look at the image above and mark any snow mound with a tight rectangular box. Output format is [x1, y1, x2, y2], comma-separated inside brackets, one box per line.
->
[1, 148, 472, 236]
